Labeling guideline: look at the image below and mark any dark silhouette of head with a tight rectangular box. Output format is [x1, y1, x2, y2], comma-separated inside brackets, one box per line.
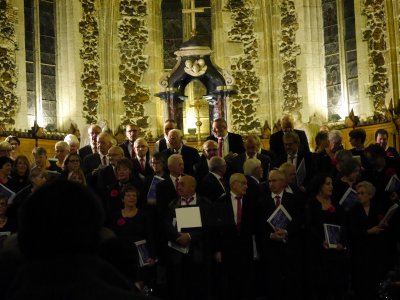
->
[18, 180, 104, 260]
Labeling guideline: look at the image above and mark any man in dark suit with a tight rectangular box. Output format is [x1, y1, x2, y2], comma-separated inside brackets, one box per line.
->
[215, 173, 257, 300]
[193, 140, 219, 183]
[79, 124, 102, 160]
[162, 129, 199, 175]
[96, 145, 124, 199]
[199, 156, 228, 202]
[82, 132, 113, 188]
[153, 119, 176, 153]
[206, 118, 245, 162]
[119, 124, 140, 159]
[132, 137, 153, 180]
[269, 114, 310, 156]
[231, 134, 271, 182]
[276, 131, 315, 188]
[164, 175, 218, 300]
[243, 158, 264, 201]
[375, 128, 400, 158]
[257, 170, 302, 300]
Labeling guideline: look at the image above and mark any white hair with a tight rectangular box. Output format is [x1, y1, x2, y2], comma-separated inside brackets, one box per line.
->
[243, 158, 261, 176]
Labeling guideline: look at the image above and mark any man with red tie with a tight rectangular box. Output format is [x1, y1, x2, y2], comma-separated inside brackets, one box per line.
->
[257, 170, 302, 300]
[215, 173, 257, 300]
[132, 137, 153, 180]
[206, 118, 245, 162]
[164, 175, 217, 300]
[119, 124, 140, 159]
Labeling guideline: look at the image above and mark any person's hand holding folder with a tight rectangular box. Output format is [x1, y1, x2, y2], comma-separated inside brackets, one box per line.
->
[176, 232, 191, 247]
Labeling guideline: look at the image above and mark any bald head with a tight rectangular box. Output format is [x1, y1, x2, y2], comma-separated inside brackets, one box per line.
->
[230, 173, 248, 197]
[203, 140, 218, 160]
[177, 175, 197, 198]
[168, 129, 183, 150]
[168, 154, 184, 176]
[208, 156, 227, 176]
[107, 146, 124, 166]
[97, 132, 113, 155]
[268, 170, 286, 194]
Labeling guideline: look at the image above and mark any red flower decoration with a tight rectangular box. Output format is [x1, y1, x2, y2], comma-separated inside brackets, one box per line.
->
[386, 152, 393, 157]
[385, 168, 396, 178]
[110, 189, 119, 197]
[117, 218, 126, 226]
[327, 205, 336, 213]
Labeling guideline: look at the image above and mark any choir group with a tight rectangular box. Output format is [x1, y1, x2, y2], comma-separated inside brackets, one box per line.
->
[0, 114, 399, 300]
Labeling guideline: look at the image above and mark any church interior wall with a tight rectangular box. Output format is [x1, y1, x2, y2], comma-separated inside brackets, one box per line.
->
[3, 0, 400, 140]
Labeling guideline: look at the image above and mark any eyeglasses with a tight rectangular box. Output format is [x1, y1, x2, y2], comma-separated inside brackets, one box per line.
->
[205, 148, 218, 152]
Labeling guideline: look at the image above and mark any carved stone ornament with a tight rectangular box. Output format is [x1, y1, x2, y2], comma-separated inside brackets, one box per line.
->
[279, 0, 302, 114]
[118, 0, 150, 130]
[362, 0, 389, 119]
[184, 59, 207, 77]
[0, 0, 19, 126]
[79, 0, 101, 124]
[225, 0, 261, 134]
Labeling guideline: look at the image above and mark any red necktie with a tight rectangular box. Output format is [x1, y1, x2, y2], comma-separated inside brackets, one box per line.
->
[218, 138, 223, 158]
[236, 196, 242, 230]
[183, 197, 194, 206]
[175, 177, 180, 191]
[275, 195, 281, 208]
[140, 158, 145, 171]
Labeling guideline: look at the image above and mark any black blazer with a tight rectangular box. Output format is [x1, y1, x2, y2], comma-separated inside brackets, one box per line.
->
[198, 172, 227, 202]
[162, 145, 200, 175]
[206, 132, 245, 155]
[276, 150, 315, 186]
[78, 145, 93, 161]
[132, 157, 154, 179]
[193, 155, 209, 183]
[215, 193, 256, 263]
[155, 176, 179, 218]
[164, 195, 218, 264]
[256, 188, 303, 287]
[119, 140, 135, 159]
[230, 153, 271, 181]
[82, 153, 101, 175]
[269, 129, 310, 156]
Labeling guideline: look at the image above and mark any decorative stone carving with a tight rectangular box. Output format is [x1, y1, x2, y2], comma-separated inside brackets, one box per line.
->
[184, 59, 207, 77]
[79, 0, 101, 124]
[0, 0, 18, 125]
[279, 0, 302, 114]
[118, 0, 150, 130]
[225, 0, 261, 134]
[362, 0, 389, 120]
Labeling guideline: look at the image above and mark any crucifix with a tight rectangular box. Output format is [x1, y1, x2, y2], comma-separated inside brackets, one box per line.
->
[182, 0, 210, 36]
[189, 98, 209, 149]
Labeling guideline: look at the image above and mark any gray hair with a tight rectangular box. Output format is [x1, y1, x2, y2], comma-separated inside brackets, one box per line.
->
[208, 156, 226, 172]
[55, 141, 70, 151]
[328, 130, 342, 143]
[243, 158, 261, 176]
[64, 134, 79, 146]
[356, 181, 376, 198]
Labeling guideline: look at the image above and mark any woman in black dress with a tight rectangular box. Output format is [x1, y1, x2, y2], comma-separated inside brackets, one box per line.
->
[306, 173, 348, 300]
[108, 185, 156, 287]
[347, 181, 397, 300]
[9, 155, 30, 192]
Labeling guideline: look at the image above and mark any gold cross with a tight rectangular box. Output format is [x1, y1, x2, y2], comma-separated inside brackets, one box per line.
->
[182, 0, 210, 35]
